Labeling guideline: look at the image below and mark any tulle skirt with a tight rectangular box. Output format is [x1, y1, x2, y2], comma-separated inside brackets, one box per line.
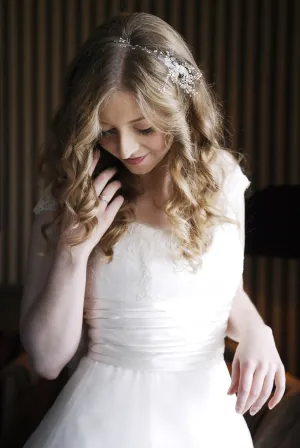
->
[23, 356, 253, 447]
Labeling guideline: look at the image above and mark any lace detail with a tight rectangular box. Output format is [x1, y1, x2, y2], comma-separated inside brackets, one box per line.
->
[123, 223, 194, 301]
[33, 188, 57, 214]
[128, 224, 163, 302]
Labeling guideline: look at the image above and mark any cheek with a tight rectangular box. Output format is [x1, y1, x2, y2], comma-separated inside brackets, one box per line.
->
[147, 134, 167, 154]
[98, 139, 118, 154]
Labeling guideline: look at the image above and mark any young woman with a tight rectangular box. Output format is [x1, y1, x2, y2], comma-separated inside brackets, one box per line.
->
[21, 12, 285, 447]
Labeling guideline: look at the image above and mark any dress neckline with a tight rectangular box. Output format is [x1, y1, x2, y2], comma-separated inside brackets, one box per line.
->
[129, 221, 171, 233]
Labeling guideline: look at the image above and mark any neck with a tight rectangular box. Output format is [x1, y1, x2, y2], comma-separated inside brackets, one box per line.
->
[140, 162, 167, 194]
[140, 175, 172, 212]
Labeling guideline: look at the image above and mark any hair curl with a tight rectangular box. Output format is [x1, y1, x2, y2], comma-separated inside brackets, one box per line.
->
[37, 12, 243, 270]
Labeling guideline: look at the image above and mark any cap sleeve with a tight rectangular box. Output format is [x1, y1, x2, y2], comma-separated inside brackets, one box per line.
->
[33, 186, 58, 215]
[226, 162, 250, 203]
[217, 150, 251, 220]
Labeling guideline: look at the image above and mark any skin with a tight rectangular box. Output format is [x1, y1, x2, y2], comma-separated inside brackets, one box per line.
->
[227, 286, 285, 415]
[98, 90, 172, 195]
[226, 196, 285, 415]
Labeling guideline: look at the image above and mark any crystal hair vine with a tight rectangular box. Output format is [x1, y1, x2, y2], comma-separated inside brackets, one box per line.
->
[114, 37, 202, 96]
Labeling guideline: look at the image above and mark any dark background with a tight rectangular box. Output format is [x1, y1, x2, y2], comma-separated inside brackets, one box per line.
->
[0, 0, 299, 377]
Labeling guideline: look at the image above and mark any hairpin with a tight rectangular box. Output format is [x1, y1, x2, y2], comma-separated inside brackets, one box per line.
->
[114, 37, 202, 96]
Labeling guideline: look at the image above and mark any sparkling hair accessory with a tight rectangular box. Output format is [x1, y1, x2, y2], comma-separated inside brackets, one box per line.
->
[114, 37, 202, 96]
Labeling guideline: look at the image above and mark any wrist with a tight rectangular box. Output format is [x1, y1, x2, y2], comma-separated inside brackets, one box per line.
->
[56, 240, 90, 266]
[241, 323, 272, 340]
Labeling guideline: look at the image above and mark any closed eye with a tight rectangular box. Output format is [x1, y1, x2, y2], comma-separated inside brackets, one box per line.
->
[138, 127, 155, 135]
[101, 129, 117, 138]
[100, 127, 155, 138]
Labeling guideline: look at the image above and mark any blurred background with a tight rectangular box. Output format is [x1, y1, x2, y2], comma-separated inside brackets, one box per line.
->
[0, 0, 299, 446]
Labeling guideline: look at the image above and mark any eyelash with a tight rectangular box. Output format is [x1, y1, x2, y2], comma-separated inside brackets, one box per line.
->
[101, 127, 155, 138]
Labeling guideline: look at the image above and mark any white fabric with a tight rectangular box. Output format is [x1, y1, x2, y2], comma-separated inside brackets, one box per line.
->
[25, 156, 253, 447]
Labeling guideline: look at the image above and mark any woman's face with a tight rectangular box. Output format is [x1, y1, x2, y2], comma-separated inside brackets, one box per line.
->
[98, 91, 171, 175]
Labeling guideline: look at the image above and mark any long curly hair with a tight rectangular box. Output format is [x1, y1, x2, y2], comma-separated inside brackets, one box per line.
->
[38, 12, 242, 269]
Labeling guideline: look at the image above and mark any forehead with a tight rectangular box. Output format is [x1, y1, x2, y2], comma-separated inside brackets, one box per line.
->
[99, 91, 145, 126]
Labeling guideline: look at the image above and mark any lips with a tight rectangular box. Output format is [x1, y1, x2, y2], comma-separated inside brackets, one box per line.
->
[125, 154, 147, 165]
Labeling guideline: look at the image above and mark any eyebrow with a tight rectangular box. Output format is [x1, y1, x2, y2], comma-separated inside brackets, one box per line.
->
[101, 116, 145, 125]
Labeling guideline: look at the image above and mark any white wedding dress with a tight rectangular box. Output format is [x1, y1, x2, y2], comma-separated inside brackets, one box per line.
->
[24, 156, 253, 447]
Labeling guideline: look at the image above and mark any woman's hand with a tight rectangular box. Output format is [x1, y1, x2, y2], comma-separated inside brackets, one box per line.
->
[59, 149, 124, 258]
[227, 325, 286, 416]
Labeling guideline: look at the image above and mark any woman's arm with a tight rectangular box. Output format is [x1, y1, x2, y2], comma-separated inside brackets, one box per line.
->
[226, 282, 267, 342]
[225, 181, 285, 415]
[20, 211, 89, 380]
[226, 169, 268, 341]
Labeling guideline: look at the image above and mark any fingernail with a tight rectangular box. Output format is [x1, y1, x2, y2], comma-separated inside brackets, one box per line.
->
[250, 409, 257, 415]
[236, 406, 243, 414]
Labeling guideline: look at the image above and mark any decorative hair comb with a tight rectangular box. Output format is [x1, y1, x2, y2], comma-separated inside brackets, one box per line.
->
[114, 37, 202, 96]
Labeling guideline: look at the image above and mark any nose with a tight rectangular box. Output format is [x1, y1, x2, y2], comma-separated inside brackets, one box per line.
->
[118, 132, 139, 160]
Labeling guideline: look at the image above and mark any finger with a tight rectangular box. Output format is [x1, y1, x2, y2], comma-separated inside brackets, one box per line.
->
[94, 167, 118, 196]
[89, 149, 101, 176]
[243, 365, 267, 414]
[268, 366, 286, 410]
[228, 358, 240, 395]
[249, 368, 276, 415]
[235, 362, 255, 414]
[96, 180, 122, 209]
[104, 195, 124, 225]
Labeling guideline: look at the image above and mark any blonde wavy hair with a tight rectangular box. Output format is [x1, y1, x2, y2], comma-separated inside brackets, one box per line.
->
[38, 12, 241, 269]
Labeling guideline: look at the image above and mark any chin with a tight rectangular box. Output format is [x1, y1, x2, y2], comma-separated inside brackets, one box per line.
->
[124, 163, 157, 175]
